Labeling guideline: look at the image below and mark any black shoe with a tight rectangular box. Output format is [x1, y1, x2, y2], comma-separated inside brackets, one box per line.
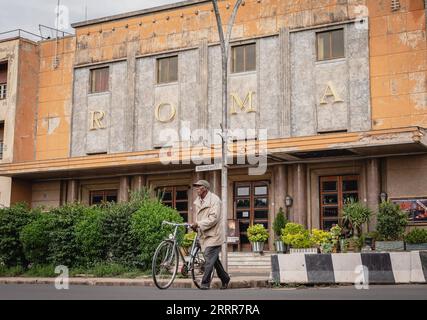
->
[220, 278, 230, 290]
[200, 285, 210, 290]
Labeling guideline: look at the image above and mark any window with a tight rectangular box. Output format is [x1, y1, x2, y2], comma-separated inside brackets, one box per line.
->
[157, 56, 178, 84]
[90, 190, 118, 205]
[90, 67, 109, 93]
[319, 175, 359, 230]
[0, 62, 7, 100]
[317, 29, 344, 61]
[0, 122, 3, 160]
[231, 43, 256, 73]
[157, 186, 188, 221]
[392, 198, 427, 223]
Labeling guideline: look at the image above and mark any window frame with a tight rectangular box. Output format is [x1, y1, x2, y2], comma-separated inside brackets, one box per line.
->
[89, 66, 110, 94]
[231, 43, 257, 74]
[89, 189, 118, 205]
[0, 61, 8, 100]
[156, 55, 179, 84]
[316, 28, 345, 62]
[157, 186, 189, 221]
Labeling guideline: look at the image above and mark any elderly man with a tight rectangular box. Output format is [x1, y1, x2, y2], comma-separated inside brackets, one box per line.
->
[191, 180, 230, 290]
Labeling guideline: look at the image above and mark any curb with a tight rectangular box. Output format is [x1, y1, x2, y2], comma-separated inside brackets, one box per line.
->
[0, 277, 270, 289]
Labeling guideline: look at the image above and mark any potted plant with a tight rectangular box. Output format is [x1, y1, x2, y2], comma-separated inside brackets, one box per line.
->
[375, 201, 407, 252]
[405, 229, 427, 251]
[342, 199, 372, 252]
[272, 208, 288, 253]
[180, 231, 197, 256]
[330, 225, 342, 253]
[311, 229, 332, 253]
[281, 223, 317, 254]
[247, 224, 269, 253]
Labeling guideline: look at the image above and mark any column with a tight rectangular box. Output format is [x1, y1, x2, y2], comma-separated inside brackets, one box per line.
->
[209, 170, 221, 197]
[119, 176, 130, 203]
[366, 158, 381, 231]
[131, 175, 146, 193]
[293, 164, 307, 227]
[66, 180, 79, 203]
[272, 164, 287, 249]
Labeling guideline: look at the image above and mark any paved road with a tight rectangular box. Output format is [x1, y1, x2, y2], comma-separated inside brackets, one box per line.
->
[0, 284, 426, 300]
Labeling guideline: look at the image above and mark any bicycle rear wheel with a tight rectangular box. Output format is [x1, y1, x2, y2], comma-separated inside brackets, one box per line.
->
[152, 240, 179, 289]
[190, 246, 214, 289]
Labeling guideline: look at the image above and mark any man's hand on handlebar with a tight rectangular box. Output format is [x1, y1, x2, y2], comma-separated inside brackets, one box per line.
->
[190, 222, 198, 231]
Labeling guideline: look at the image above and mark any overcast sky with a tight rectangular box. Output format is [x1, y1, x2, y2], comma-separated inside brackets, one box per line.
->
[0, 0, 180, 37]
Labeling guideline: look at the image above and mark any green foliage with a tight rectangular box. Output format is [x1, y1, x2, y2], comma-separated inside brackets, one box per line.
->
[247, 224, 269, 243]
[342, 200, 372, 237]
[405, 229, 427, 244]
[281, 223, 314, 249]
[320, 242, 334, 253]
[75, 206, 107, 264]
[376, 201, 408, 241]
[182, 231, 197, 248]
[131, 198, 183, 270]
[311, 229, 332, 246]
[273, 208, 288, 238]
[330, 225, 342, 248]
[0, 203, 37, 267]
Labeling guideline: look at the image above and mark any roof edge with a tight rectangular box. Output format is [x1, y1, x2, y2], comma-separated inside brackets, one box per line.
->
[71, 0, 210, 29]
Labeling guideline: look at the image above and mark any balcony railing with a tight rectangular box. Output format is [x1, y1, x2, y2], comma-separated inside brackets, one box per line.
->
[0, 84, 6, 100]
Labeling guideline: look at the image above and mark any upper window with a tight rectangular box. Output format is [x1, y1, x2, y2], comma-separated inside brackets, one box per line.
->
[90, 190, 118, 205]
[232, 43, 256, 73]
[157, 56, 178, 84]
[157, 186, 188, 221]
[0, 62, 8, 100]
[90, 67, 109, 93]
[317, 29, 345, 61]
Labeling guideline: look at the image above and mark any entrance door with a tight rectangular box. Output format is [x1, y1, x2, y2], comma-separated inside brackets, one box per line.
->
[319, 175, 359, 230]
[235, 182, 269, 251]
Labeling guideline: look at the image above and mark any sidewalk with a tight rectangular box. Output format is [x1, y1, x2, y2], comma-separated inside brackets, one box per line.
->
[0, 275, 271, 289]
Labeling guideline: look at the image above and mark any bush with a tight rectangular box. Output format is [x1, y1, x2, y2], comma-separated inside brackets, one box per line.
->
[281, 223, 314, 249]
[0, 203, 36, 267]
[376, 201, 407, 241]
[247, 224, 269, 243]
[342, 200, 372, 237]
[311, 229, 332, 247]
[75, 206, 107, 264]
[131, 198, 184, 270]
[405, 229, 427, 244]
[273, 208, 288, 239]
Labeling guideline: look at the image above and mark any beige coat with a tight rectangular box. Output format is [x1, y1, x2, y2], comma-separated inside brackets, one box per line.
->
[194, 191, 224, 250]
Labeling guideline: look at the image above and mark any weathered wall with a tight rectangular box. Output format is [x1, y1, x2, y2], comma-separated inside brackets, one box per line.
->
[369, 0, 427, 129]
[0, 177, 11, 207]
[290, 22, 371, 136]
[10, 178, 32, 206]
[36, 37, 75, 160]
[31, 181, 61, 208]
[14, 40, 39, 162]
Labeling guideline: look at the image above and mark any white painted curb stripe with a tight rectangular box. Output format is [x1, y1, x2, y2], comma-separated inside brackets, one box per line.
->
[331, 253, 363, 283]
[389, 252, 411, 283]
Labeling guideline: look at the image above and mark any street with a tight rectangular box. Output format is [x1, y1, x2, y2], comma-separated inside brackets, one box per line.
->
[0, 284, 426, 300]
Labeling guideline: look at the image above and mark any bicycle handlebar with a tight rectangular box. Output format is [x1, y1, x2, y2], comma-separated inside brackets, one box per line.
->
[162, 221, 191, 228]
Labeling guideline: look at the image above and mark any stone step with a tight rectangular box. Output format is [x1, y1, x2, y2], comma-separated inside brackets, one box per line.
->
[229, 262, 271, 267]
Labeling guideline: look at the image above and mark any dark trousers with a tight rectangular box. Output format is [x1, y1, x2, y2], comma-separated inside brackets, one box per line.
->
[202, 245, 230, 287]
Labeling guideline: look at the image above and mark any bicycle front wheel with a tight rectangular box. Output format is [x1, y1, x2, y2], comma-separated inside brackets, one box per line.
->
[152, 240, 179, 289]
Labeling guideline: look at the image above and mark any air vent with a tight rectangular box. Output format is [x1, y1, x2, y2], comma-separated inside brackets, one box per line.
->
[391, 0, 401, 12]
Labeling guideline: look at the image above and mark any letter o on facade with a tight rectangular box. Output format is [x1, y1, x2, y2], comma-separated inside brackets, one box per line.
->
[155, 103, 176, 123]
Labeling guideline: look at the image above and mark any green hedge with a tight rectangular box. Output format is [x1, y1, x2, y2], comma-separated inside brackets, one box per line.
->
[1, 190, 183, 272]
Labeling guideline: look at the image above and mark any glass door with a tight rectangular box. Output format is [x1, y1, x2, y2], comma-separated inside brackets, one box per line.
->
[235, 181, 269, 251]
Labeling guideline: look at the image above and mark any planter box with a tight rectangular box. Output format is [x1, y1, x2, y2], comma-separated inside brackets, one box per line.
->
[251, 242, 265, 253]
[289, 248, 318, 254]
[274, 240, 287, 253]
[406, 243, 427, 251]
[375, 241, 405, 252]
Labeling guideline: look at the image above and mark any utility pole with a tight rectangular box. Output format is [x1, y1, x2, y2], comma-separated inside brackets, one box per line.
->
[211, 0, 243, 271]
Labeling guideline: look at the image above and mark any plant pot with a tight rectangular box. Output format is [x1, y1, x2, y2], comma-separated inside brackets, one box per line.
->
[289, 248, 318, 254]
[405, 243, 427, 251]
[274, 240, 286, 253]
[251, 241, 265, 253]
[375, 240, 405, 252]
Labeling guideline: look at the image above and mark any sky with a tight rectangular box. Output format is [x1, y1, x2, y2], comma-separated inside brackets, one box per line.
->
[0, 0, 180, 37]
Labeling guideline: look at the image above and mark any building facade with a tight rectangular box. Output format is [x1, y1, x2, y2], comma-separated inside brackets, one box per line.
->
[0, 0, 426, 250]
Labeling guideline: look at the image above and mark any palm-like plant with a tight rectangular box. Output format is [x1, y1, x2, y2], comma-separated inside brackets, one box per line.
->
[341, 199, 372, 238]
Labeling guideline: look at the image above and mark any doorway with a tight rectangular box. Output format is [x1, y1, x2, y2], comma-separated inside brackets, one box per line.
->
[234, 181, 269, 251]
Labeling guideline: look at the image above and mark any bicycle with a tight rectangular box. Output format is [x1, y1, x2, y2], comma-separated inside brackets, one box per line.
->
[152, 221, 213, 289]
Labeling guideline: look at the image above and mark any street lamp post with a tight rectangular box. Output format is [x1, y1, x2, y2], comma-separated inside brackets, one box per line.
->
[211, 0, 243, 271]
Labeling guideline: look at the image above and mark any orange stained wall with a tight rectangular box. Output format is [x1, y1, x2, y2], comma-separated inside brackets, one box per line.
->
[13, 39, 39, 162]
[35, 36, 75, 160]
[369, 0, 427, 129]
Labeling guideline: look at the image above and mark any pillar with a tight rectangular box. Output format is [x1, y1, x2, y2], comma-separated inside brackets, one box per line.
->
[66, 179, 79, 203]
[272, 164, 287, 249]
[131, 175, 146, 193]
[119, 176, 130, 203]
[293, 164, 307, 227]
[366, 158, 381, 231]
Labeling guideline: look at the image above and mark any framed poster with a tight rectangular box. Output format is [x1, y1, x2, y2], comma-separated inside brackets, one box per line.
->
[391, 198, 427, 223]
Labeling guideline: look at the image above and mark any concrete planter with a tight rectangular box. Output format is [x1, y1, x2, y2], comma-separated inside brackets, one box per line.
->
[375, 240, 405, 252]
[406, 243, 427, 251]
[251, 242, 265, 253]
[289, 248, 318, 254]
